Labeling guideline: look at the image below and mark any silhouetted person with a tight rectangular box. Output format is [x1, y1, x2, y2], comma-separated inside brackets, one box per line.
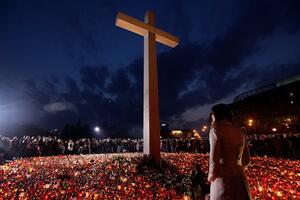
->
[208, 104, 251, 200]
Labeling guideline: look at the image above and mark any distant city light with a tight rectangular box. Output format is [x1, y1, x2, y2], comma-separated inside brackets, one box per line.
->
[247, 119, 254, 127]
[194, 132, 200, 138]
[171, 130, 183, 136]
[161, 123, 166, 127]
[272, 128, 277, 132]
[183, 195, 190, 200]
[94, 126, 100, 133]
[203, 126, 207, 129]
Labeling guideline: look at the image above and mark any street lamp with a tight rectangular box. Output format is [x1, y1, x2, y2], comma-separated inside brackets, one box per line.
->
[248, 119, 254, 127]
[94, 126, 100, 133]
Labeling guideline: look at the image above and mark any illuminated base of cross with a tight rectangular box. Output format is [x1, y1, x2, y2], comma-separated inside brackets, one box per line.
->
[116, 11, 179, 164]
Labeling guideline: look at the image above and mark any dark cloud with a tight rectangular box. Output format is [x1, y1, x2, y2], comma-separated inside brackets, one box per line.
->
[208, 0, 300, 71]
[24, 66, 142, 136]
[13, 0, 300, 135]
[65, 77, 80, 96]
[80, 66, 109, 90]
[254, 62, 300, 86]
[25, 80, 51, 105]
[127, 0, 300, 127]
[159, 1, 191, 42]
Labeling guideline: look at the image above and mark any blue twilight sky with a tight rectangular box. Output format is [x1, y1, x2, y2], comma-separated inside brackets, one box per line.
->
[0, 0, 300, 136]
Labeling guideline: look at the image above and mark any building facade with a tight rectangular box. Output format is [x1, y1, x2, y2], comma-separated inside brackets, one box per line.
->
[231, 76, 300, 135]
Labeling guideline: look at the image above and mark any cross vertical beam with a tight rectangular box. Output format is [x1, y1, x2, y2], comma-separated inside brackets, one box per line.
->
[116, 10, 179, 164]
[143, 11, 160, 163]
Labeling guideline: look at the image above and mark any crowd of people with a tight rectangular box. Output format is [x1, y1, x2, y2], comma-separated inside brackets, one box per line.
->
[247, 133, 300, 159]
[0, 136, 144, 160]
[0, 136, 209, 161]
[0, 133, 299, 163]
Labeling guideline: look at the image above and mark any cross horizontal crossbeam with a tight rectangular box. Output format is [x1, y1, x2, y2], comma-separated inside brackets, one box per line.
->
[116, 12, 179, 48]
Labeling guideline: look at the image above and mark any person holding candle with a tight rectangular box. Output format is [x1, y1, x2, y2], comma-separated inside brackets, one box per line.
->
[208, 103, 251, 200]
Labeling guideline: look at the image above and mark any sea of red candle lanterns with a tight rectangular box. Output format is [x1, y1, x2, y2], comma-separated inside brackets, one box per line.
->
[0, 153, 299, 199]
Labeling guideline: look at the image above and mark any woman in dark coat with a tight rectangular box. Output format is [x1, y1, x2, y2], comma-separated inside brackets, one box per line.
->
[208, 104, 251, 200]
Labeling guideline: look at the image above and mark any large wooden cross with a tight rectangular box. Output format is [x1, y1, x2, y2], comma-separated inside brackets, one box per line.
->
[116, 11, 179, 163]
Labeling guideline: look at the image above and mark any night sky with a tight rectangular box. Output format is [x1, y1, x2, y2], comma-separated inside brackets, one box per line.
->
[0, 0, 300, 137]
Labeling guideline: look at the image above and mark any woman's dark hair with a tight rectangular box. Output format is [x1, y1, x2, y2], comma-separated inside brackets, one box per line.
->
[211, 103, 232, 122]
